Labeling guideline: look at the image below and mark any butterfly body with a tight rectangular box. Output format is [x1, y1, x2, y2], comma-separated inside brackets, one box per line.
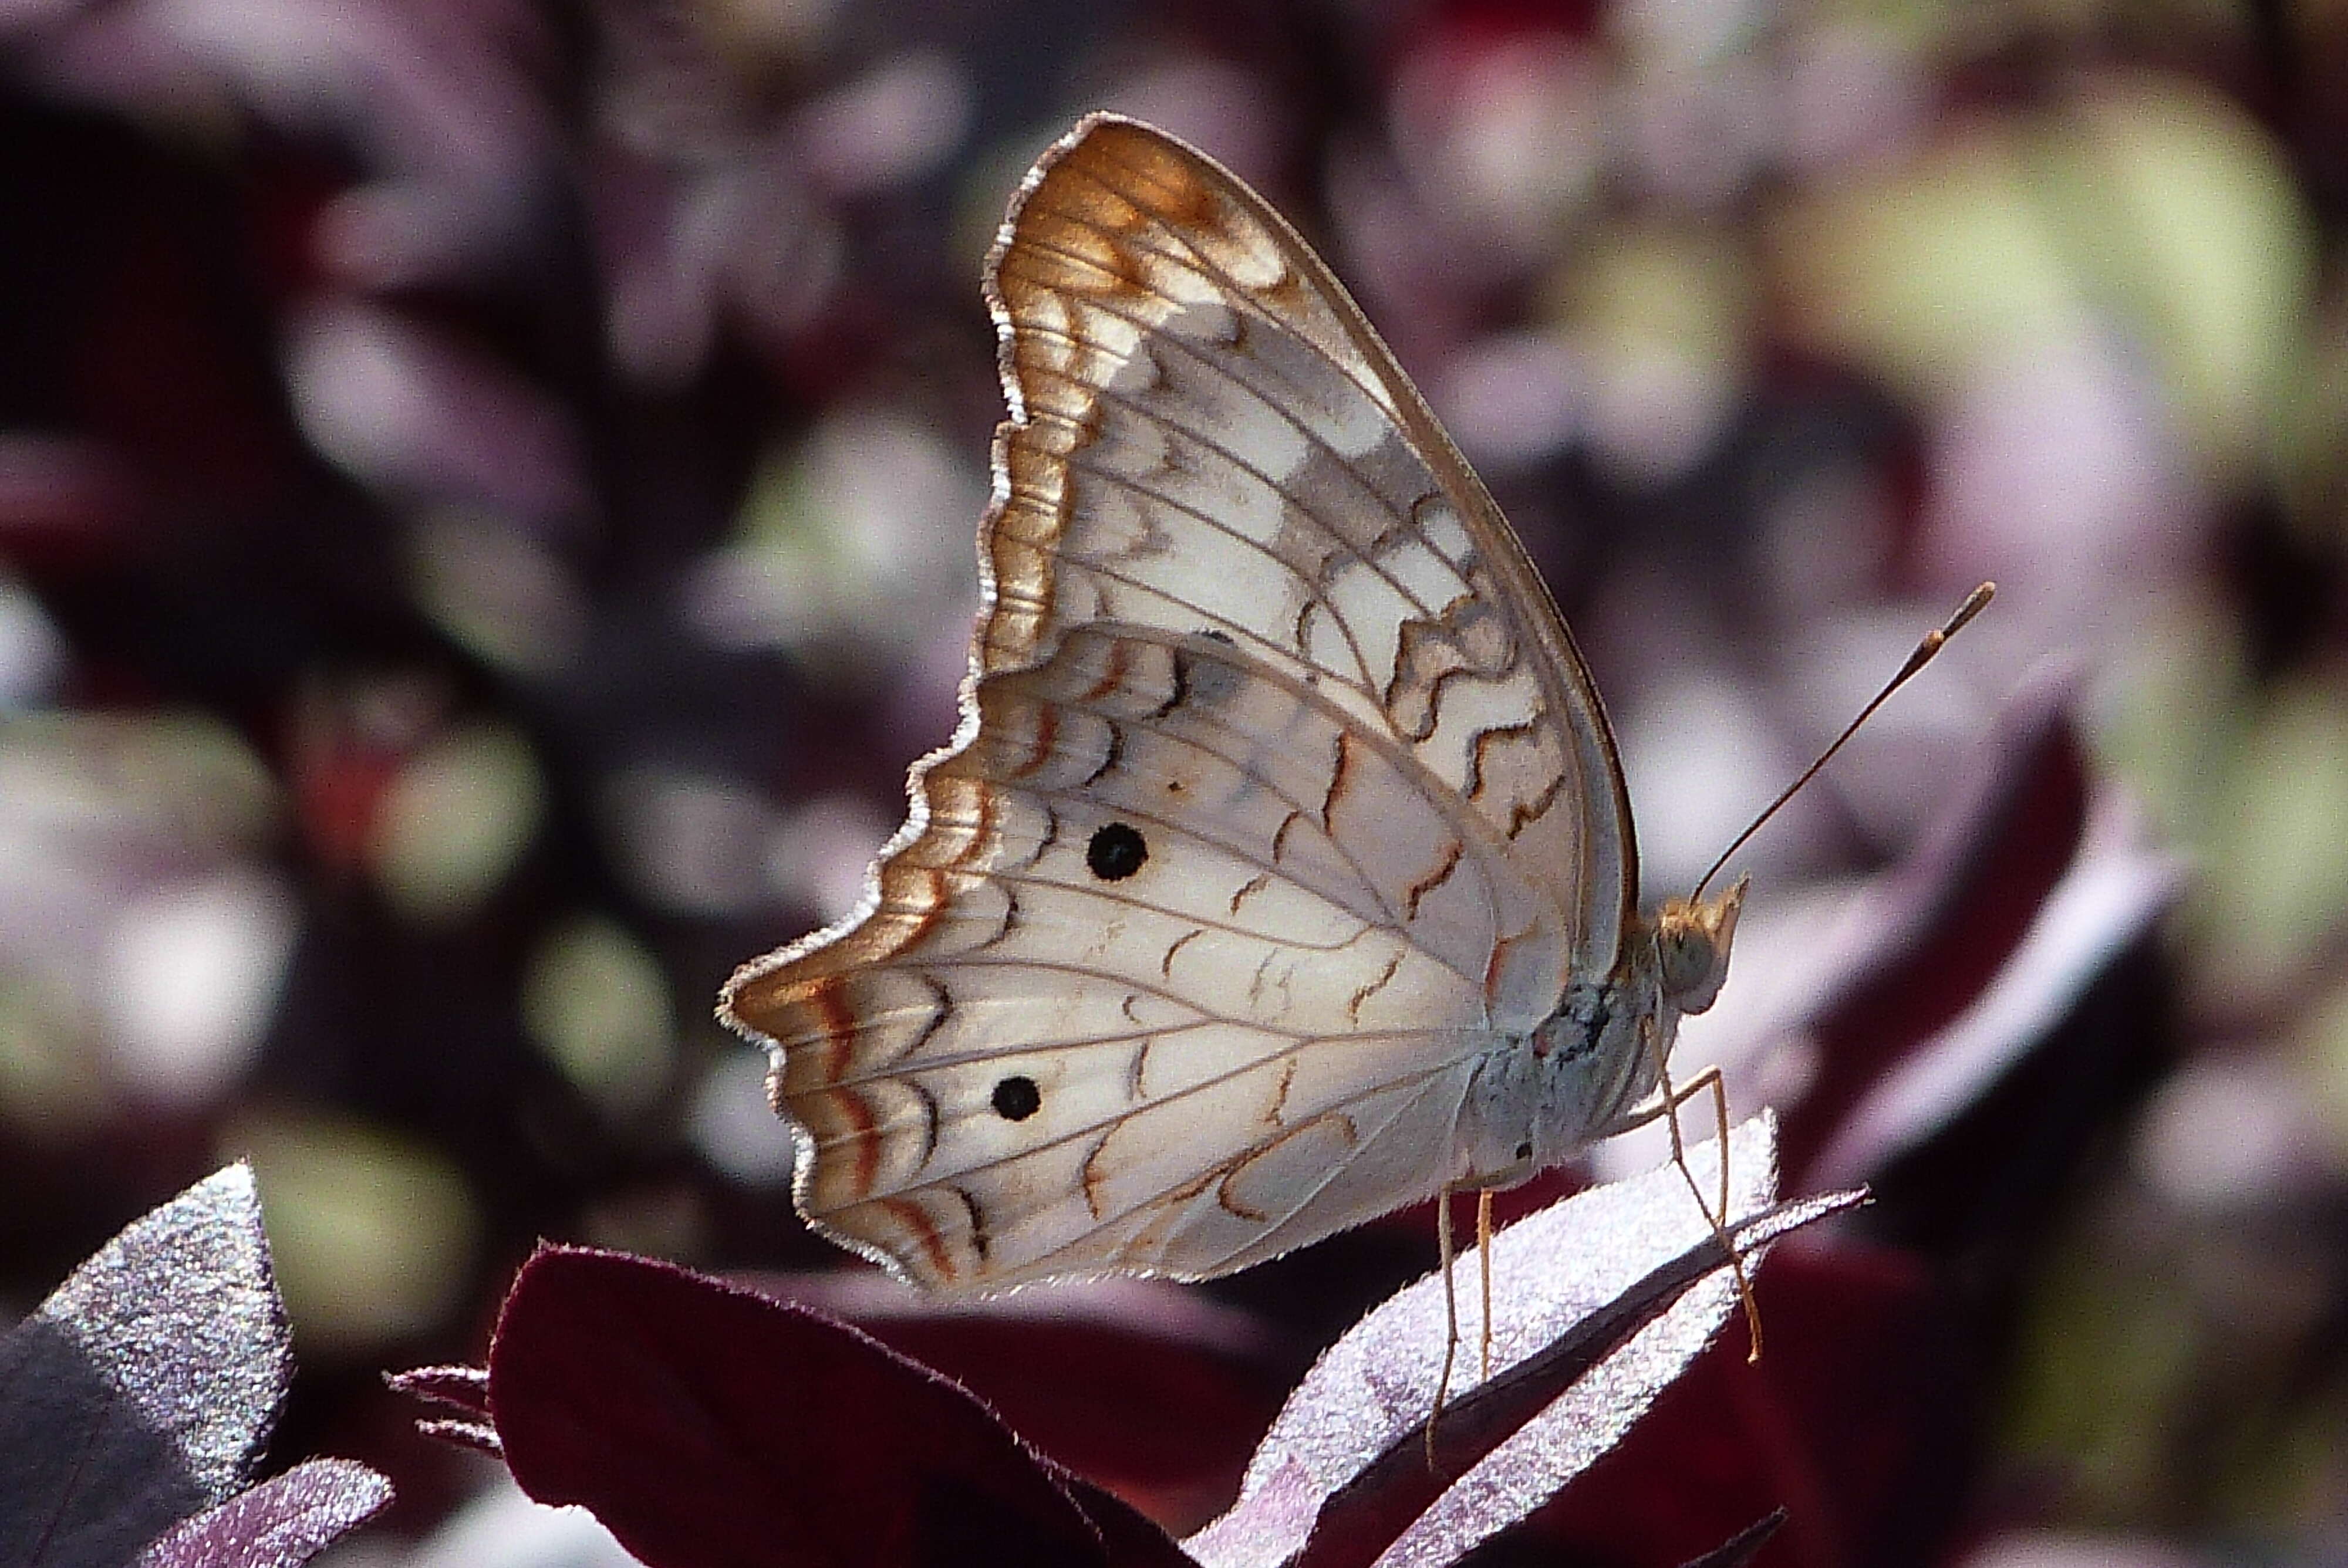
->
[721, 114, 1743, 1296]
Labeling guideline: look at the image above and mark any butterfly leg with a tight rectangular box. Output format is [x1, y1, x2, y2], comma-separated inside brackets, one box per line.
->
[1429, 1182, 1460, 1468]
[1477, 1188, 1495, 1382]
[1632, 1026, 1763, 1363]
[1639, 1062, 1735, 1240]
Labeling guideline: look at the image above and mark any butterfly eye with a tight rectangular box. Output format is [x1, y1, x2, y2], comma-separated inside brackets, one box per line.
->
[1087, 822, 1148, 880]
[991, 1076, 1043, 1121]
[1657, 927, 1719, 1002]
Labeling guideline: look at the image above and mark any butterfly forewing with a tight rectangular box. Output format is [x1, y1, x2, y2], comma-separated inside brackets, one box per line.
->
[990, 119, 1631, 995]
[722, 114, 1639, 1293]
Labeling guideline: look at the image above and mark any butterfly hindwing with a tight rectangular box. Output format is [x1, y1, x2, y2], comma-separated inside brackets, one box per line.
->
[728, 621, 1498, 1287]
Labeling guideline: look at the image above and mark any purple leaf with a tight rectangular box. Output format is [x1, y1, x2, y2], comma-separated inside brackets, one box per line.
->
[384, 1363, 490, 1420]
[1741, 679, 2184, 1278]
[0, 1165, 289, 1568]
[1502, 1235, 1949, 1562]
[1773, 674, 2178, 1188]
[486, 1246, 1193, 1568]
[1299, 1197, 1854, 1568]
[1189, 1116, 1856, 1568]
[1676, 1509, 1786, 1568]
[1802, 789, 2180, 1190]
[744, 1274, 1281, 1529]
[131, 1459, 393, 1568]
[411, 1418, 503, 1459]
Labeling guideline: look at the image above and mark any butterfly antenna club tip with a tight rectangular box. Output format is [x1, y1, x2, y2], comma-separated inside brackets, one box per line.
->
[1692, 582, 1996, 901]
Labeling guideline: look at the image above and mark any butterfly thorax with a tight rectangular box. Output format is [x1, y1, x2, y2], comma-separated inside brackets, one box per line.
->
[1458, 877, 1747, 1189]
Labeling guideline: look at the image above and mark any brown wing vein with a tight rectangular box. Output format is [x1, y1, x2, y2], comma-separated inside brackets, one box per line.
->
[1220, 1072, 1466, 1268]
[995, 694, 1482, 964]
[1011, 282, 1447, 585]
[986, 628, 1536, 951]
[851, 1042, 1473, 1217]
[813, 1016, 1476, 1091]
[978, 867, 1377, 955]
[1025, 121, 1637, 963]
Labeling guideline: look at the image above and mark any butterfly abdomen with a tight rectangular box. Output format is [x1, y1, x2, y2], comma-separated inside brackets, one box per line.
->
[1456, 965, 1674, 1185]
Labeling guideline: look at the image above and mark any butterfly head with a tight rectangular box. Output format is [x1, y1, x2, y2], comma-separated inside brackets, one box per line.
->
[1652, 874, 1747, 1016]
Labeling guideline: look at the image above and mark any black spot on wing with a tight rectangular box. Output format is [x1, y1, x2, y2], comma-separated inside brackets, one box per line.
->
[991, 1075, 1042, 1121]
[1087, 822, 1148, 880]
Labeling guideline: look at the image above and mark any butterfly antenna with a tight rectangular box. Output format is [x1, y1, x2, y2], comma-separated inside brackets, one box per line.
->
[1691, 583, 1995, 902]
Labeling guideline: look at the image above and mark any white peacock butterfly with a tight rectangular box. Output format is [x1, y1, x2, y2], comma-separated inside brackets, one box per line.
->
[719, 114, 1989, 1378]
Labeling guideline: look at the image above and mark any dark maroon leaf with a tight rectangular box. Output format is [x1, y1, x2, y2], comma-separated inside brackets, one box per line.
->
[1802, 752, 2180, 1195]
[411, 1418, 502, 1459]
[383, 1363, 490, 1421]
[1677, 1510, 1786, 1568]
[1736, 684, 2182, 1305]
[131, 1459, 393, 1568]
[1060, 1474, 1209, 1568]
[1516, 1235, 1961, 1564]
[1296, 1201, 1852, 1568]
[0, 1165, 289, 1568]
[1779, 674, 2177, 1188]
[747, 1274, 1281, 1533]
[488, 1245, 1193, 1568]
[1189, 1117, 1861, 1568]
